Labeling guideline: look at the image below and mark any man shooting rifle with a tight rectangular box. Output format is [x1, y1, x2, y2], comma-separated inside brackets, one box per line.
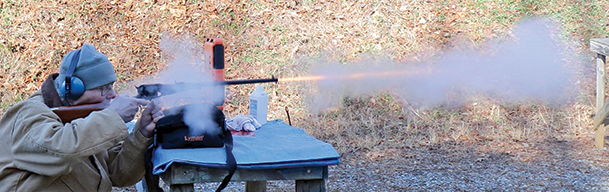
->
[0, 44, 163, 191]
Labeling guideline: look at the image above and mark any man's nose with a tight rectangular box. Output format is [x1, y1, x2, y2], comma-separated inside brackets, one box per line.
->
[106, 89, 117, 99]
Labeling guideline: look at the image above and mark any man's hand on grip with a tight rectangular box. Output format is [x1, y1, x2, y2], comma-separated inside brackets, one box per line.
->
[137, 100, 163, 138]
[108, 95, 148, 123]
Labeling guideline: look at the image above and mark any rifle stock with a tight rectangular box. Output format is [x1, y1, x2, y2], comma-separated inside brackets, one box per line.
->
[51, 102, 108, 123]
[52, 77, 278, 124]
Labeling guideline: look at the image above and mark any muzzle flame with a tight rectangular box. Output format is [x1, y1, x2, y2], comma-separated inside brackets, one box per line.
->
[278, 69, 430, 82]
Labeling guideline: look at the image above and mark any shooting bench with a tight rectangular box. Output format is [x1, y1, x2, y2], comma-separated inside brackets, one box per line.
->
[146, 119, 339, 192]
[592, 38, 609, 148]
[158, 164, 327, 191]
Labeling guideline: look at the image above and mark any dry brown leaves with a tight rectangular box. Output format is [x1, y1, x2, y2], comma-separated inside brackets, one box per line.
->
[0, 0, 501, 109]
[0, 0, 604, 161]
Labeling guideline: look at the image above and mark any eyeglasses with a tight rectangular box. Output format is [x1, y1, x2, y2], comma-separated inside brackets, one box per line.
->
[98, 83, 115, 96]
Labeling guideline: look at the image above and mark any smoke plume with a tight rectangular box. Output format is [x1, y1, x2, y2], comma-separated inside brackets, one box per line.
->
[155, 34, 221, 136]
[307, 18, 580, 111]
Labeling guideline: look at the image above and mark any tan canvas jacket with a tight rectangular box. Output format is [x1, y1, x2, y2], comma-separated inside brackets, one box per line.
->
[0, 74, 152, 191]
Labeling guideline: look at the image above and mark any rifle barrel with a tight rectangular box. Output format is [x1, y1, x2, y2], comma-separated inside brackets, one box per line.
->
[135, 77, 278, 100]
[220, 77, 278, 85]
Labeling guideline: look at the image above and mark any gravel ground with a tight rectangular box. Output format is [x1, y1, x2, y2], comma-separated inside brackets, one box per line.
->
[114, 137, 609, 192]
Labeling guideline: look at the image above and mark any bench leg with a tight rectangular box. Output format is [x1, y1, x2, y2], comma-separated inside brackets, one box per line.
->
[296, 179, 326, 192]
[169, 184, 194, 192]
[596, 124, 606, 148]
[246, 180, 267, 192]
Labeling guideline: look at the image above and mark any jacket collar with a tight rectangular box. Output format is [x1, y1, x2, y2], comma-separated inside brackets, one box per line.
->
[41, 73, 64, 108]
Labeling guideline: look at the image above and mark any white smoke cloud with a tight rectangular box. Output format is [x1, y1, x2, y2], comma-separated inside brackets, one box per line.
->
[156, 34, 221, 136]
[307, 18, 580, 111]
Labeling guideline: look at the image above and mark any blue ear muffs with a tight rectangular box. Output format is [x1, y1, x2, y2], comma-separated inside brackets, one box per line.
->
[61, 49, 85, 101]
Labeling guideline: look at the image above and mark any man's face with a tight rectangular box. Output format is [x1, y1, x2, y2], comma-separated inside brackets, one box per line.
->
[71, 82, 116, 105]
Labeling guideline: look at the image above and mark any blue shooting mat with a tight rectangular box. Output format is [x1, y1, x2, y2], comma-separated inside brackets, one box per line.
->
[152, 119, 340, 174]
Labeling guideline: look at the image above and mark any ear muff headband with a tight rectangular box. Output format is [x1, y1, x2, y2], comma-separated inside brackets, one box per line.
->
[63, 49, 85, 100]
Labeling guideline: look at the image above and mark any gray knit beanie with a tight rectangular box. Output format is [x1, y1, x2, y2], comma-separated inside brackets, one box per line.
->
[54, 44, 117, 97]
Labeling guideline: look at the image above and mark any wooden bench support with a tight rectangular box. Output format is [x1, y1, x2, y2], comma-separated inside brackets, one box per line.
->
[296, 179, 326, 192]
[169, 184, 194, 192]
[596, 125, 606, 148]
[158, 164, 328, 192]
[592, 96, 609, 148]
[245, 180, 267, 192]
[591, 38, 609, 148]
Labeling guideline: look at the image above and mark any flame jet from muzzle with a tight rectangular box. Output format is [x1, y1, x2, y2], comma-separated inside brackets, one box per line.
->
[278, 69, 431, 82]
[297, 19, 580, 112]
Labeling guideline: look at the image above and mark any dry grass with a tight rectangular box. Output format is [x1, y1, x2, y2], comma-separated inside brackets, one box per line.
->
[1, 0, 609, 169]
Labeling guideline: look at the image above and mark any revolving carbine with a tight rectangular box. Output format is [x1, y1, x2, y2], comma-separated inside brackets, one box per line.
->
[135, 77, 278, 101]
